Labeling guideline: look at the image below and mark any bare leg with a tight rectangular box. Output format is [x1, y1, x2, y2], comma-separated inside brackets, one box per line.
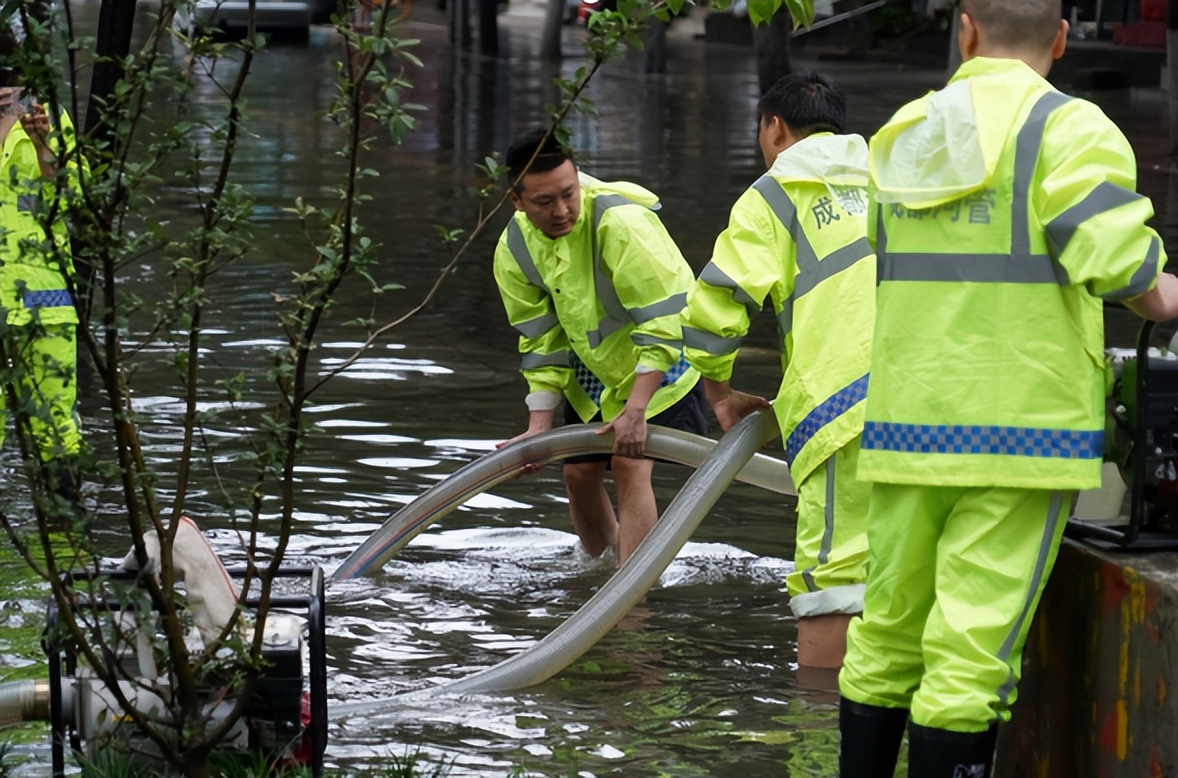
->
[611, 456, 656, 566]
[796, 613, 854, 669]
[562, 461, 616, 557]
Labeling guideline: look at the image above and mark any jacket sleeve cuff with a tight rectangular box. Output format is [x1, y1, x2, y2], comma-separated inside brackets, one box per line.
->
[637, 350, 675, 374]
[685, 354, 734, 383]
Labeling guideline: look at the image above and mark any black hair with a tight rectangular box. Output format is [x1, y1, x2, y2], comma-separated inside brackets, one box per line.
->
[756, 70, 846, 138]
[505, 128, 574, 190]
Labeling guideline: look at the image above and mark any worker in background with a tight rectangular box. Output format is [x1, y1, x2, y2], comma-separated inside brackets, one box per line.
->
[0, 48, 84, 513]
[679, 71, 873, 672]
[838, 1, 1178, 776]
[492, 128, 707, 567]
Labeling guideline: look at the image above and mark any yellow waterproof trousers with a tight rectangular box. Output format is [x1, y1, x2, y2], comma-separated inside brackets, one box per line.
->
[839, 483, 1072, 731]
[0, 323, 81, 459]
[786, 439, 870, 618]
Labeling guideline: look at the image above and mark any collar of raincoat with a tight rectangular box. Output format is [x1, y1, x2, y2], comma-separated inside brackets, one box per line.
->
[768, 132, 869, 205]
[769, 131, 868, 184]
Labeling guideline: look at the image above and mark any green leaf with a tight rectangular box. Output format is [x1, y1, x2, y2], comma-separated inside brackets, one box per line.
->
[747, 0, 782, 26]
[785, 0, 815, 28]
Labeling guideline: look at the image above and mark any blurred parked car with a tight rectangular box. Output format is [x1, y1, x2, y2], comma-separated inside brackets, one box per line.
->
[175, 0, 315, 38]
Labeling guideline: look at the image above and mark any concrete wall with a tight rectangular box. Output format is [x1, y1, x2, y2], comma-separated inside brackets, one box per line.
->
[995, 539, 1178, 777]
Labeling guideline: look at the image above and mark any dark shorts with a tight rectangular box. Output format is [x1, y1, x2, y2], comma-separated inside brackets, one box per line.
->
[563, 379, 709, 465]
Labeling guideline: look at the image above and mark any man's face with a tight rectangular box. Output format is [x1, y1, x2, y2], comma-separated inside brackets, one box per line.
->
[511, 160, 581, 239]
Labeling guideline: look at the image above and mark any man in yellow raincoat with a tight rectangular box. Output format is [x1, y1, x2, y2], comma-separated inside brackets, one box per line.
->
[679, 71, 873, 672]
[838, 1, 1178, 775]
[0, 75, 83, 508]
[492, 128, 706, 566]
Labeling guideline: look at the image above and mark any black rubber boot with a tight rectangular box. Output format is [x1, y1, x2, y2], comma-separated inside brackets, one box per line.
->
[839, 697, 909, 778]
[906, 722, 998, 778]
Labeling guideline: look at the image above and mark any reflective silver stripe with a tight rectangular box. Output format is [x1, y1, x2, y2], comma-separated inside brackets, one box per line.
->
[752, 176, 872, 336]
[630, 333, 682, 348]
[819, 455, 835, 565]
[629, 292, 687, 324]
[1012, 91, 1072, 257]
[17, 194, 41, 213]
[776, 302, 793, 337]
[507, 220, 548, 293]
[513, 311, 559, 339]
[1104, 236, 1161, 302]
[996, 491, 1065, 707]
[699, 262, 760, 315]
[586, 317, 626, 349]
[800, 455, 838, 592]
[1045, 181, 1144, 258]
[593, 257, 628, 323]
[795, 237, 873, 298]
[878, 249, 1064, 284]
[588, 193, 644, 348]
[752, 175, 797, 234]
[521, 350, 568, 370]
[684, 325, 744, 356]
[877, 91, 1073, 285]
[592, 194, 634, 323]
[754, 178, 808, 338]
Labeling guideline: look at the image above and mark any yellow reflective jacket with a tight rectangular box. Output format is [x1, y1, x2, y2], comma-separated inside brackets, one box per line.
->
[0, 107, 78, 327]
[682, 133, 875, 483]
[493, 173, 699, 422]
[860, 57, 1164, 489]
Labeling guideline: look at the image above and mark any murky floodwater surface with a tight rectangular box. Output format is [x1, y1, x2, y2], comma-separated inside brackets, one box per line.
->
[2, 4, 1176, 776]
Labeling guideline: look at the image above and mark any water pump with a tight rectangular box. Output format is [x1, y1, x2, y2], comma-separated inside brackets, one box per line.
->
[1068, 320, 1178, 549]
[0, 519, 327, 777]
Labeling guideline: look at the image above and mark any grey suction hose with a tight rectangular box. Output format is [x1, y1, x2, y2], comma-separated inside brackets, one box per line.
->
[331, 420, 793, 582]
[334, 409, 783, 718]
[0, 680, 50, 728]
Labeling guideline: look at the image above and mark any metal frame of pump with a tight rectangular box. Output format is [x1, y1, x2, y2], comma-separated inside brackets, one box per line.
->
[1067, 320, 1178, 550]
[42, 565, 328, 778]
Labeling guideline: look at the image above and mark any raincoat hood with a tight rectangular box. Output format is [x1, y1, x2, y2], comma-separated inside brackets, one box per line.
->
[871, 58, 1055, 209]
[578, 171, 661, 210]
[768, 132, 869, 187]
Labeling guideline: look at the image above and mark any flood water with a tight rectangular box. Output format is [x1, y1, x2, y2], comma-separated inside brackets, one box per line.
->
[2, 2, 1177, 776]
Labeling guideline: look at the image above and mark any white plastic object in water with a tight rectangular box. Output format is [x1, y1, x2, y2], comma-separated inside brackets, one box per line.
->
[122, 516, 240, 648]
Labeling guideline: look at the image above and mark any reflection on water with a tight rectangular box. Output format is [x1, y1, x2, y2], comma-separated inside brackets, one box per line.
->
[2, 2, 1177, 776]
